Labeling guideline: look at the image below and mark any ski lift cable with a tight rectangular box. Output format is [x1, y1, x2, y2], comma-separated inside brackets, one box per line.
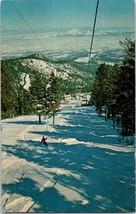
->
[9, 0, 47, 50]
[1, 37, 29, 59]
[88, 0, 100, 68]
[2, 38, 19, 52]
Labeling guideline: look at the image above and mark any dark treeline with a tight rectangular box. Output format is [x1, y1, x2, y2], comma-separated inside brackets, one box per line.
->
[91, 38, 135, 136]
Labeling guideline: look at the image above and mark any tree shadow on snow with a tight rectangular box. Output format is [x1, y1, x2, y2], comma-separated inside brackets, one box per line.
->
[2, 107, 135, 212]
[28, 106, 118, 145]
[2, 177, 87, 213]
[2, 137, 135, 212]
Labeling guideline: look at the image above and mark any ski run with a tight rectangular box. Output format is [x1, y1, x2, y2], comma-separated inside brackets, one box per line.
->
[1, 106, 135, 213]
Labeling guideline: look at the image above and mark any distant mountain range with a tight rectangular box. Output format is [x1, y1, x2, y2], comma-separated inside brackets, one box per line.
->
[2, 27, 134, 61]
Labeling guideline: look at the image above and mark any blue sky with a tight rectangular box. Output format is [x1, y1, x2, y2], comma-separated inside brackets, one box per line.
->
[1, 0, 135, 31]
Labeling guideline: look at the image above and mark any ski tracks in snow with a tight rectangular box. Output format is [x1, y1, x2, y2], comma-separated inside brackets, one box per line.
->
[2, 121, 37, 212]
[2, 108, 135, 212]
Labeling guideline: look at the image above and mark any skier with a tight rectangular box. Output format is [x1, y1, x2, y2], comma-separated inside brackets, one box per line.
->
[41, 136, 48, 146]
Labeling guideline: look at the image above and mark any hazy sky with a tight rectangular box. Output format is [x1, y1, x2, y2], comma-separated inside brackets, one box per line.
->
[1, 0, 135, 31]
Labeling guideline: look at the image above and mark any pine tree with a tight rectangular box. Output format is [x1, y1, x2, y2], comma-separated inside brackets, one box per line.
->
[15, 84, 31, 115]
[47, 72, 63, 125]
[92, 63, 110, 117]
[1, 61, 17, 118]
[29, 74, 47, 124]
[116, 39, 135, 135]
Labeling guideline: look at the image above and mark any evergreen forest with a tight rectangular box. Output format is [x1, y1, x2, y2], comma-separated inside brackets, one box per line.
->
[92, 38, 135, 136]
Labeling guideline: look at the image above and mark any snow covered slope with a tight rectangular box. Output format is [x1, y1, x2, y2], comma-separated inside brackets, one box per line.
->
[1, 106, 135, 213]
[5, 54, 91, 93]
[20, 55, 88, 81]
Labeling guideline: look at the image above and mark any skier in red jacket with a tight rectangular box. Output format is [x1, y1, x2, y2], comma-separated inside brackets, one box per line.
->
[41, 136, 48, 146]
